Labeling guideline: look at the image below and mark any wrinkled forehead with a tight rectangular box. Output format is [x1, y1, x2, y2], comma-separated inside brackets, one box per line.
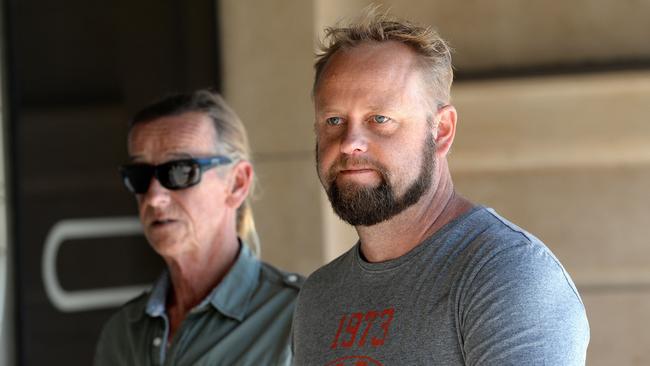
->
[127, 112, 219, 159]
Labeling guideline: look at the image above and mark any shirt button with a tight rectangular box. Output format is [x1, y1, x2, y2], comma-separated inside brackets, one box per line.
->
[286, 274, 298, 283]
[152, 337, 162, 347]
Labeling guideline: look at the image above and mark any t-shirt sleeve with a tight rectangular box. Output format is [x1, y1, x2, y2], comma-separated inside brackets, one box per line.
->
[459, 242, 590, 366]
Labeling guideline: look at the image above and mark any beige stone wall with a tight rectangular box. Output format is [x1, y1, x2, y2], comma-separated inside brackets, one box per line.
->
[378, 0, 650, 71]
[219, 1, 650, 364]
[218, 0, 325, 274]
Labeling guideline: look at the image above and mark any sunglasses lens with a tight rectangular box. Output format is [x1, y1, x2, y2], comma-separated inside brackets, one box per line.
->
[160, 160, 201, 189]
[121, 165, 154, 194]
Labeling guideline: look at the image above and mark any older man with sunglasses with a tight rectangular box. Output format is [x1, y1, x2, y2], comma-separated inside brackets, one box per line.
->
[94, 90, 302, 365]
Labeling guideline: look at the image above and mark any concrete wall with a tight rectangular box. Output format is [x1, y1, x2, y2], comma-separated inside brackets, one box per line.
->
[218, 0, 325, 274]
[379, 0, 650, 71]
[219, 1, 649, 364]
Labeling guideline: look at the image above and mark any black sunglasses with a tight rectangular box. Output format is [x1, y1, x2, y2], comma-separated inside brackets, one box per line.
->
[120, 156, 232, 194]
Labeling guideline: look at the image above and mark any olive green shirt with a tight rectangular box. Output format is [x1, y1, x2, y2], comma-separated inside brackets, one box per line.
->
[94, 244, 302, 366]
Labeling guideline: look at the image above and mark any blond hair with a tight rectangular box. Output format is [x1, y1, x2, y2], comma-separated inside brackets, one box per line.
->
[130, 90, 261, 256]
[314, 7, 454, 106]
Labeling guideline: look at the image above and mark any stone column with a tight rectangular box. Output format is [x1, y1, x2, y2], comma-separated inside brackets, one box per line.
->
[219, 0, 326, 274]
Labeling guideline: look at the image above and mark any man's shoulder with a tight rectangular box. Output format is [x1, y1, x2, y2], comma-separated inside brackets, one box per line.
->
[457, 212, 589, 364]
[456, 208, 583, 302]
[456, 207, 550, 254]
[440, 207, 575, 288]
[258, 260, 304, 292]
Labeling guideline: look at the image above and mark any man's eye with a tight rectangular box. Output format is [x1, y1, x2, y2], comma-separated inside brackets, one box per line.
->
[326, 117, 342, 126]
[373, 115, 391, 124]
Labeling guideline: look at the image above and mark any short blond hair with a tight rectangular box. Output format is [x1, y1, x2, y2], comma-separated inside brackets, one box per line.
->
[314, 7, 453, 106]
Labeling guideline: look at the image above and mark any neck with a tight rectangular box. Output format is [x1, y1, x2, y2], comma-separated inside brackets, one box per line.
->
[164, 230, 240, 319]
[356, 159, 474, 262]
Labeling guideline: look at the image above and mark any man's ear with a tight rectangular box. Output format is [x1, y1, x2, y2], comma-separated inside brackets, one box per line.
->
[433, 105, 457, 157]
[225, 160, 253, 209]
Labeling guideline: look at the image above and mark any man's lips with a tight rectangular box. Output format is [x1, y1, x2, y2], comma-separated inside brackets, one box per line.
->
[334, 168, 381, 184]
[149, 218, 178, 228]
[338, 168, 376, 175]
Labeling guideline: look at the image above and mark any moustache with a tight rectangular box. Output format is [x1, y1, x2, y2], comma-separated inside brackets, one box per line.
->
[327, 156, 389, 183]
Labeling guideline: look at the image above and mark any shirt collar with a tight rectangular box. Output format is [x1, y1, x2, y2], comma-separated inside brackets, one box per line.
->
[144, 242, 260, 322]
[144, 270, 169, 318]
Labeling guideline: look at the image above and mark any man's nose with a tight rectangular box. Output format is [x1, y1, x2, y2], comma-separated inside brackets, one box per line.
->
[139, 176, 171, 207]
[340, 123, 368, 155]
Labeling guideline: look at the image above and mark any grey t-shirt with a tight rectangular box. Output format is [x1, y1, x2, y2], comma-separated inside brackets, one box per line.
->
[293, 207, 589, 365]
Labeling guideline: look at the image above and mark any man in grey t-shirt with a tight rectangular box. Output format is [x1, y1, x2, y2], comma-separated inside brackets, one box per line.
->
[292, 9, 589, 365]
